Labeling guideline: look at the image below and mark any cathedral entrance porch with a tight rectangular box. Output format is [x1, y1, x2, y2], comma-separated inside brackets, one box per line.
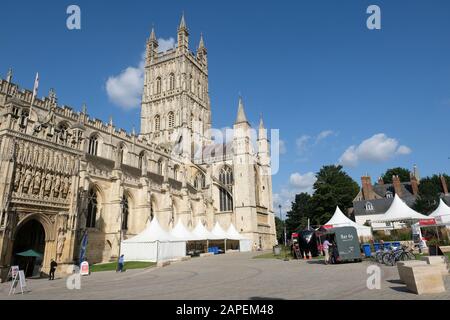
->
[12, 219, 46, 277]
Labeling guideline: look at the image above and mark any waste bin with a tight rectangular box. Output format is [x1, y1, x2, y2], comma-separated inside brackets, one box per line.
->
[384, 242, 392, 249]
[362, 244, 372, 258]
[392, 242, 401, 248]
[273, 246, 281, 255]
[373, 243, 380, 251]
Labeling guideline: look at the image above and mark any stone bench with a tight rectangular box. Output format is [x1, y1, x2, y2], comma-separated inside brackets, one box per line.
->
[421, 256, 449, 275]
[402, 265, 446, 295]
[397, 260, 427, 283]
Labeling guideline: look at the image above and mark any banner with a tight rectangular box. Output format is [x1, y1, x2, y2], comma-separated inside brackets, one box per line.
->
[79, 230, 88, 265]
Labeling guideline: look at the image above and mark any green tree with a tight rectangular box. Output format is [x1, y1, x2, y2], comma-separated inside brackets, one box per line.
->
[285, 193, 312, 236]
[413, 174, 450, 214]
[275, 216, 285, 244]
[309, 165, 359, 225]
[381, 167, 411, 184]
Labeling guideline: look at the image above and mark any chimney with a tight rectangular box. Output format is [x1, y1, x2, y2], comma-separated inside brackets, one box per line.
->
[410, 174, 419, 196]
[377, 177, 384, 185]
[361, 176, 375, 200]
[392, 175, 403, 197]
[440, 175, 449, 195]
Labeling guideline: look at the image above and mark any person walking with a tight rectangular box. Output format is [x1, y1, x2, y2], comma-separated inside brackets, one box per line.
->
[322, 238, 332, 265]
[117, 254, 125, 273]
[49, 259, 57, 280]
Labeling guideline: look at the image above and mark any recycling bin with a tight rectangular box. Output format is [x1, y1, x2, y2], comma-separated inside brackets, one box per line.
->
[362, 244, 372, 258]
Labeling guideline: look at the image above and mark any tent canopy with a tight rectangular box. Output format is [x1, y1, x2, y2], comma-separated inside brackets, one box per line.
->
[123, 217, 181, 243]
[324, 206, 372, 237]
[170, 220, 201, 241]
[192, 220, 222, 240]
[211, 222, 228, 239]
[226, 223, 248, 240]
[16, 249, 43, 258]
[430, 199, 450, 218]
[373, 195, 433, 223]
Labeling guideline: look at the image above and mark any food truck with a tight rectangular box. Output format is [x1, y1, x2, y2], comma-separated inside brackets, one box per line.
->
[320, 226, 362, 263]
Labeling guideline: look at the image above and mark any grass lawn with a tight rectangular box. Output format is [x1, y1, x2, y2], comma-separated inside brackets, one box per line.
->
[253, 246, 324, 261]
[90, 261, 156, 273]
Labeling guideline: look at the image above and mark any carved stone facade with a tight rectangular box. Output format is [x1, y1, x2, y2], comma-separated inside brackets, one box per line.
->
[0, 15, 275, 280]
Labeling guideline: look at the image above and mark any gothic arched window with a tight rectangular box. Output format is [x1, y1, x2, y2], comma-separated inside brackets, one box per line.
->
[169, 73, 175, 91]
[121, 195, 129, 230]
[219, 166, 233, 186]
[156, 77, 162, 94]
[86, 188, 98, 228]
[88, 135, 99, 156]
[154, 115, 160, 132]
[138, 152, 145, 170]
[173, 165, 179, 180]
[157, 159, 163, 175]
[194, 173, 205, 190]
[118, 144, 126, 165]
[168, 112, 175, 129]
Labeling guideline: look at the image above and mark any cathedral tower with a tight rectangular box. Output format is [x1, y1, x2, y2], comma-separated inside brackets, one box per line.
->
[140, 14, 212, 159]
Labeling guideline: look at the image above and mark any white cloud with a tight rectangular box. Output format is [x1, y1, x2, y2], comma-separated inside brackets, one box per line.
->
[105, 38, 175, 110]
[289, 172, 317, 191]
[339, 133, 412, 167]
[316, 130, 334, 142]
[278, 139, 287, 155]
[396, 145, 412, 155]
[296, 135, 310, 153]
[274, 171, 317, 217]
[158, 37, 176, 53]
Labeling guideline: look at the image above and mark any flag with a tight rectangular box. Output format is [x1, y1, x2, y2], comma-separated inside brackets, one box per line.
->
[79, 230, 88, 266]
[29, 72, 39, 115]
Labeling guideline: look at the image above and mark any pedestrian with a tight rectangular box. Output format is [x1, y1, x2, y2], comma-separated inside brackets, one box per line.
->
[117, 254, 125, 272]
[49, 259, 57, 280]
[322, 237, 332, 265]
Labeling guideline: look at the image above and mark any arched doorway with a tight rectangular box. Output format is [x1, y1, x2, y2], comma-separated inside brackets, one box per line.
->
[12, 219, 46, 277]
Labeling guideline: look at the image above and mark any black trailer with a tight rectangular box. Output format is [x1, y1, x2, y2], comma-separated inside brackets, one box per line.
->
[321, 226, 362, 263]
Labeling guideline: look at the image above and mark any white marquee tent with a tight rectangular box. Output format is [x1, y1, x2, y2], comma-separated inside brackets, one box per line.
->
[120, 217, 186, 262]
[226, 223, 252, 252]
[211, 222, 229, 239]
[373, 195, 433, 223]
[325, 206, 372, 238]
[429, 198, 450, 224]
[170, 220, 201, 241]
[192, 220, 222, 240]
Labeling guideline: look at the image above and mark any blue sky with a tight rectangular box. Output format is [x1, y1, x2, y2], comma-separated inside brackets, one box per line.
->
[1, 0, 450, 214]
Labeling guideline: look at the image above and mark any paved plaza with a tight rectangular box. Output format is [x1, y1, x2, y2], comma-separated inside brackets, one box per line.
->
[1, 252, 450, 300]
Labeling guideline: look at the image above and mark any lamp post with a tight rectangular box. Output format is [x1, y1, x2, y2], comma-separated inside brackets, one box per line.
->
[117, 198, 124, 271]
[278, 204, 289, 261]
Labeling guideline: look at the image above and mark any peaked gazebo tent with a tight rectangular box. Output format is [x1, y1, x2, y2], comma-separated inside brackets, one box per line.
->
[170, 220, 200, 241]
[373, 195, 433, 223]
[226, 223, 252, 252]
[324, 206, 372, 238]
[120, 217, 186, 262]
[192, 220, 222, 241]
[429, 199, 450, 225]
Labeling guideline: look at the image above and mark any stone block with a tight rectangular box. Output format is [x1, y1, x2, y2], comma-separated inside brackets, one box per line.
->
[397, 260, 427, 283]
[402, 265, 446, 295]
[181, 256, 191, 261]
[421, 256, 449, 275]
[156, 260, 171, 268]
[199, 252, 214, 258]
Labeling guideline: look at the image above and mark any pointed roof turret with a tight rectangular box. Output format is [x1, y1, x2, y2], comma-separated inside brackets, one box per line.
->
[198, 33, 205, 49]
[6, 68, 13, 83]
[235, 96, 249, 125]
[179, 12, 187, 30]
[150, 26, 156, 41]
[259, 114, 265, 130]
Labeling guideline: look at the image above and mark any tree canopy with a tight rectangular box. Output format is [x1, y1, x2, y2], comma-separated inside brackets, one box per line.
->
[413, 174, 450, 214]
[381, 167, 411, 184]
[284, 165, 359, 235]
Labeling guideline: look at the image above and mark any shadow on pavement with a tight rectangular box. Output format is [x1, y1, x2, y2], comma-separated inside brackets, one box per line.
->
[249, 296, 285, 300]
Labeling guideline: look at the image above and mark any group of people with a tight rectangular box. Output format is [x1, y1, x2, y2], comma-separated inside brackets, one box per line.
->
[321, 237, 338, 265]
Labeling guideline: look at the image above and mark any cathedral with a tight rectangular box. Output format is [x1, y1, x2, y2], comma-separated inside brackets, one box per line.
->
[0, 15, 276, 279]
